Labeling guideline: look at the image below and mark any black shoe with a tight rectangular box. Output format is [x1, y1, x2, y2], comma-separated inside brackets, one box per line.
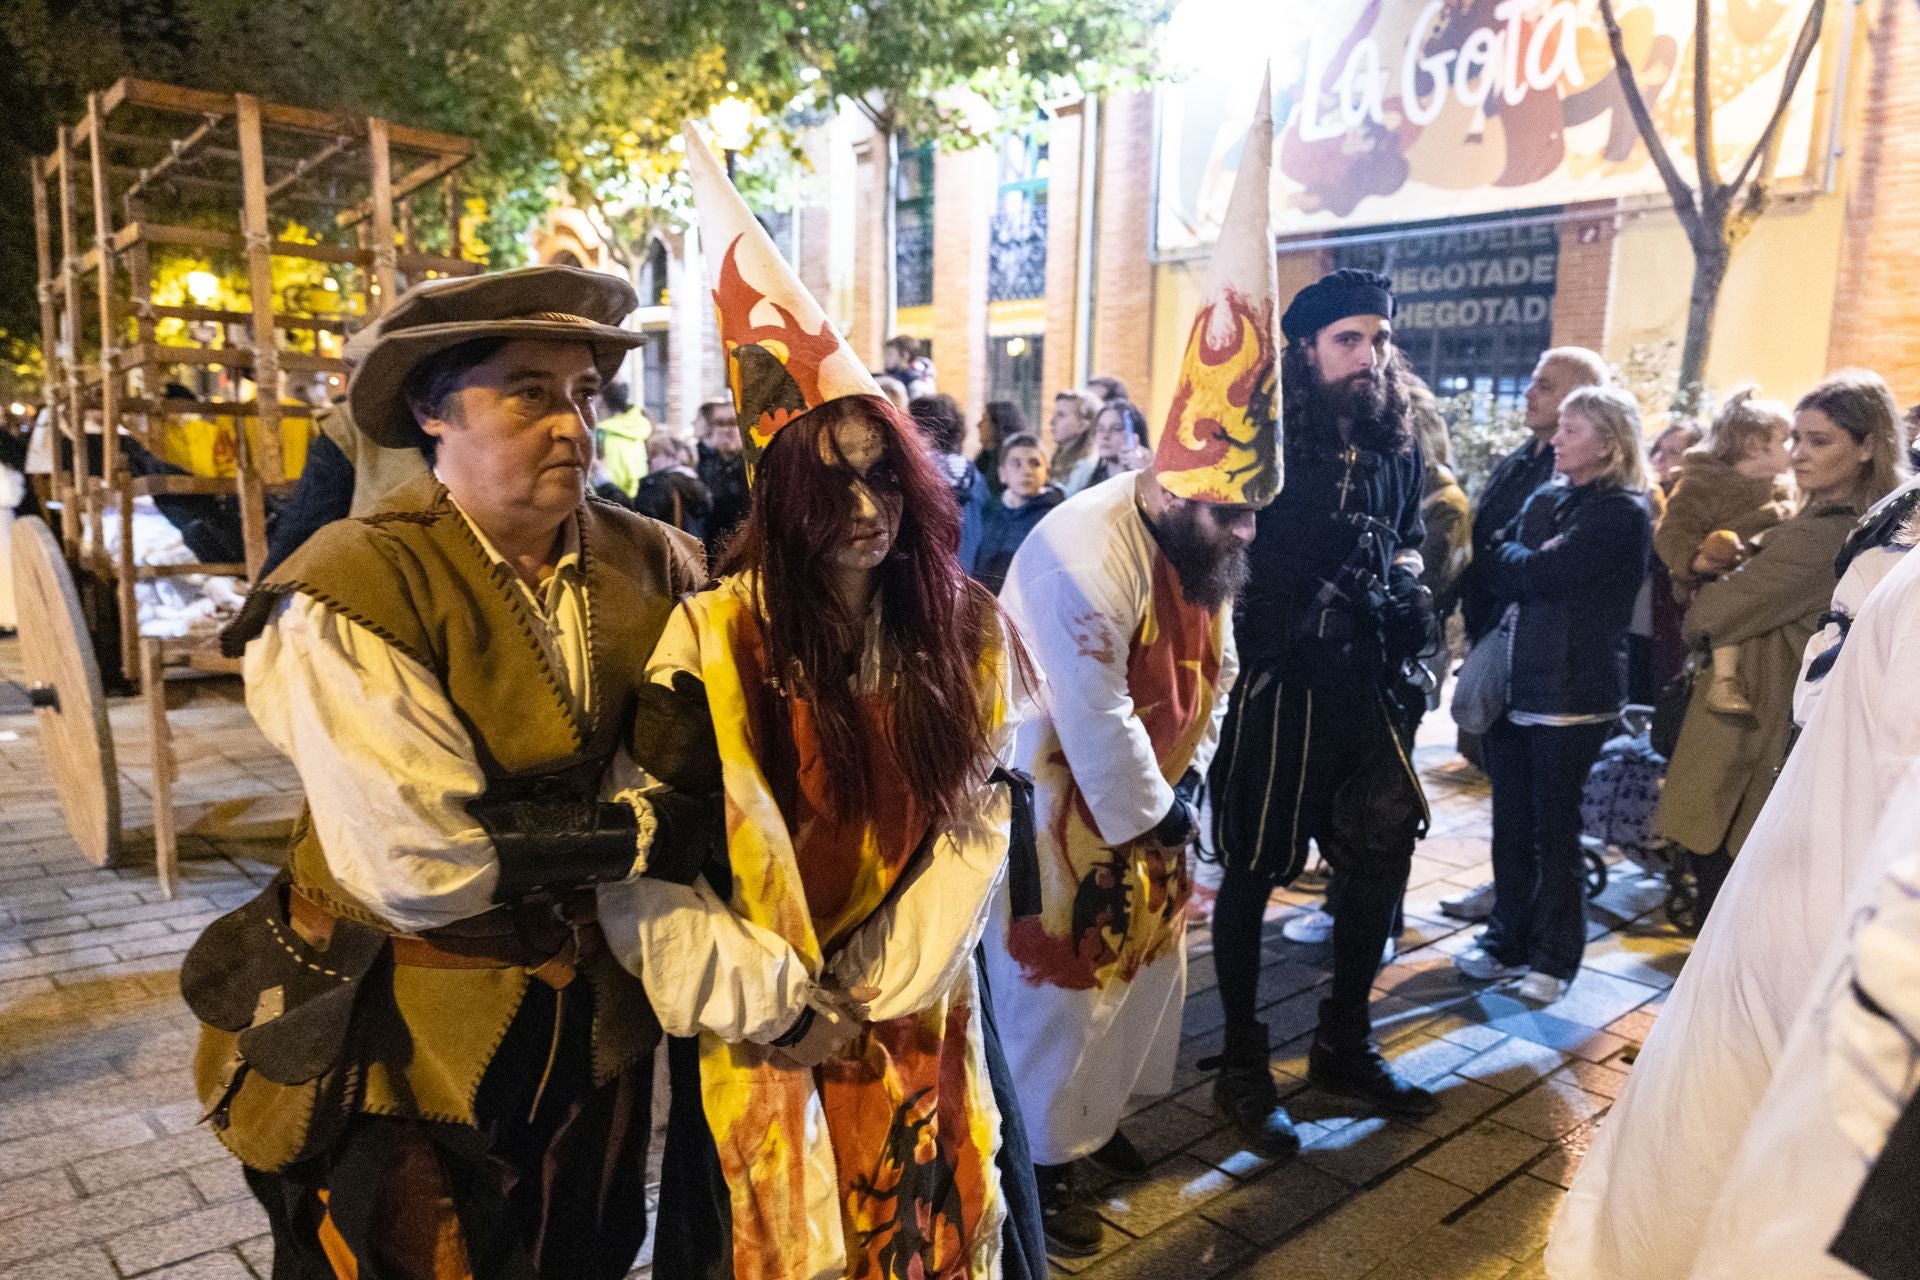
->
[1307, 1037, 1439, 1117]
[1087, 1130, 1149, 1179]
[1034, 1162, 1103, 1257]
[1200, 1022, 1301, 1159]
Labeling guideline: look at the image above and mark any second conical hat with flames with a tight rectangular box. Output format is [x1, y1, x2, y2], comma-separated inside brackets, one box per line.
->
[1154, 71, 1281, 506]
[683, 123, 880, 468]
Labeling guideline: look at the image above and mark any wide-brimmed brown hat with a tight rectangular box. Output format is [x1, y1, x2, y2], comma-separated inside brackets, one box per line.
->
[348, 264, 646, 449]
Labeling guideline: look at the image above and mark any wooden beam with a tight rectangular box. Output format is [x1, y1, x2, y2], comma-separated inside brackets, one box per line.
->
[336, 149, 470, 232]
[108, 78, 474, 155]
[89, 91, 140, 684]
[57, 126, 88, 555]
[265, 134, 359, 201]
[30, 154, 60, 504]
[366, 117, 398, 315]
[119, 343, 350, 376]
[134, 302, 355, 332]
[234, 94, 278, 569]
[119, 113, 224, 207]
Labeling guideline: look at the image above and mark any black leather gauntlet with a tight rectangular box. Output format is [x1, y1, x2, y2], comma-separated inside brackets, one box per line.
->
[475, 798, 640, 903]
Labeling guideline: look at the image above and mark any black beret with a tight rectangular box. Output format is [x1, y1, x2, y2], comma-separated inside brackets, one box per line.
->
[1280, 268, 1395, 343]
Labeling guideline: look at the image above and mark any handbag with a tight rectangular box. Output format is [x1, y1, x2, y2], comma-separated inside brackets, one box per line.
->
[1450, 603, 1516, 736]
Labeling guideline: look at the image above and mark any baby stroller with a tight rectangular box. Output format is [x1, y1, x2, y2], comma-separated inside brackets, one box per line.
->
[1579, 708, 1698, 931]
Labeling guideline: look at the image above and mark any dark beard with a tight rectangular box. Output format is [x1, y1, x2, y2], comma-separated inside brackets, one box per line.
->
[1311, 369, 1386, 425]
[1156, 505, 1250, 610]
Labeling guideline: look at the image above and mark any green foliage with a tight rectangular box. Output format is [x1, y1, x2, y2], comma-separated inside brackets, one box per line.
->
[0, 0, 1172, 381]
[1438, 392, 1530, 501]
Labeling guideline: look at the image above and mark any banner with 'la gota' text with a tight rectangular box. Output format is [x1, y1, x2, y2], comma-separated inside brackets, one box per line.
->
[1156, 0, 1835, 252]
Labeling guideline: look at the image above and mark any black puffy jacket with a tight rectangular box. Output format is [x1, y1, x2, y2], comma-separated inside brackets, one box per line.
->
[1488, 480, 1653, 718]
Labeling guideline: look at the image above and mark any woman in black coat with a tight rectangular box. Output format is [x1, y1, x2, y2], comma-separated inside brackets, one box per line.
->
[1454, 386, 1653, 1005]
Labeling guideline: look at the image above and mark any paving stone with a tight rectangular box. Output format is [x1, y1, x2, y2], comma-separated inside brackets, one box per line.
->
[1365, 1223, 1526, 1280]
[236, 1235, 274, 1277]
[1413, 1120, 1548, 1194]
[1198, 1159, 1350, 1246]
[1444, 1174, 1565, 1262]
[1076, 1209, 1253, 1279]
[130, 1251, 258, 1280]
[1116, 1098, 1221, 1167]
[1237, 1169, 1473, 1280]
[1301, 1116, 1437, 1187]
[0, 1114, 154, 1182]
[72, 1128, 228, 1195]
[1491, 1079, 1612, 1142]
[0, 1169, 78, 1224]
[1095, 1154, 1235, 1237]
[0, 1176, 199, 1267]
[1457, 1038, 1569, 1094]
[186, 1159, 249, 1206]
[1404, 1075, 1512, 1140]
[105, 1198, 272, 1275]
[0, 1244, 117, 1280]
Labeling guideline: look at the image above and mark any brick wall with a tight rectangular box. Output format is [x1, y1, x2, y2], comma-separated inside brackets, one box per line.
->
[1089, 91, 1156, 403]
[1042, 102, 1087, 401]
[847, 126, 891, 369]
[932, 147, 994, 413]
[1275, 244, 1333, 319]
[1551, 204, 1616, 354]
[1826, 0, 1920, 403]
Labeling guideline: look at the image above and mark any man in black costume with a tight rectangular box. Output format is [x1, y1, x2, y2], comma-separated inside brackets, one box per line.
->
[1204, 269, 1439, 1155]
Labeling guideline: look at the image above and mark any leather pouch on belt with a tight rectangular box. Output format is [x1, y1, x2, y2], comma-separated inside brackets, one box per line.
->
[180, 874, 386, 1172]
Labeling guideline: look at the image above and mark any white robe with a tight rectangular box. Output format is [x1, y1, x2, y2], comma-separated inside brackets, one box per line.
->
[1688, 788, 1920, 1279]
[1548, 538, 1920, 1280]
[981, 474, 1235, 1165]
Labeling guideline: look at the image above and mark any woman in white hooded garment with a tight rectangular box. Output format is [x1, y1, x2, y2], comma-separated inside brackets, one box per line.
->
[1547, 527, 1920, 1280]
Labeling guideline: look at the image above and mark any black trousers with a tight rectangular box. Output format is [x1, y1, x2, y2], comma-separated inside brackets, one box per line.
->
[1482, 718, 1612, 980]
[1209, 670, 1425, 1048]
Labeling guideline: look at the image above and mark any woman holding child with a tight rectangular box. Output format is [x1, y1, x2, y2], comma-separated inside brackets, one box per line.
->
[1654, 369, 1909, 920]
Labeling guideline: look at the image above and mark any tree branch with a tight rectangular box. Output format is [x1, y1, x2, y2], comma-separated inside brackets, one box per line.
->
[1693, 0, 1722, 193]
[1599, 0, 1704, 242]
[1724, 0, 1827, 200]
[575, 176, 636, 271]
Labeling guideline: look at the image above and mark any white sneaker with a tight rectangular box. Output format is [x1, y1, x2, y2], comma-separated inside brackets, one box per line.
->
[1283, 909, 1335, 945]
[1517, 972, 1571, 1004]
[1454, 945, 1528, 981]
[1381, 935, 1397, 967]
[1439, 882, 1496, 921]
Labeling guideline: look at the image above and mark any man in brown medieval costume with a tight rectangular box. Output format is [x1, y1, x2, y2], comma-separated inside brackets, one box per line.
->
[184, 265, 713, 1279]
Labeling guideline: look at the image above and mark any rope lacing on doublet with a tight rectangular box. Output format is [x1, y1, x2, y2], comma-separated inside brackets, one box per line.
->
[441, 484, 589, 755]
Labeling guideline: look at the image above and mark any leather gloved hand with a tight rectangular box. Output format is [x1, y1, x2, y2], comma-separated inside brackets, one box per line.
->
[1384, 564, 1439, 660]
[631, 670, 722, 796]
[1147, 790, 1198, 851]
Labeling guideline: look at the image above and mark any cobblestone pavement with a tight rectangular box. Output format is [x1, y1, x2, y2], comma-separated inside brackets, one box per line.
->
[0, 634, 1692, 1279]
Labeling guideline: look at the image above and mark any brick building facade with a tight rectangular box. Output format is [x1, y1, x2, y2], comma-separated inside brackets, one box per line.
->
[533, 0, 1920, 444]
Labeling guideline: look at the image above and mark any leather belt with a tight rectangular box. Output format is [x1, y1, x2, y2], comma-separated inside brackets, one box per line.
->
[288, 889, 594, 989]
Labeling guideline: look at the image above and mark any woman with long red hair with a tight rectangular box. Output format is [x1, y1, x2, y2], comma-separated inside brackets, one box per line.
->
[599, 126, 1034, 1280]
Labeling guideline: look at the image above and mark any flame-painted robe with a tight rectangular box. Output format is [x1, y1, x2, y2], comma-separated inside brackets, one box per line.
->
[981, 473, 1236, 1165]
[602, 574, 1017, 1280]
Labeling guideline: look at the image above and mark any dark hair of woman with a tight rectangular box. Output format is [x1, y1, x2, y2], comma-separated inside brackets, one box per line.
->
[982, 401, 1028, 452]
[907, 393, 967, 454]
[1279, 337, 1413, 460]
[1099, 399, 1153, 449]
[719, 395, 1018, 828]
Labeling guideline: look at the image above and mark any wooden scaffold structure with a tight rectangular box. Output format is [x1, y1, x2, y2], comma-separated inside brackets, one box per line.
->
[19, 77, 480, 890]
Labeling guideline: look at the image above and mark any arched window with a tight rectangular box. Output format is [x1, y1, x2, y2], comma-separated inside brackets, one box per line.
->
[642, 240, 670, 308]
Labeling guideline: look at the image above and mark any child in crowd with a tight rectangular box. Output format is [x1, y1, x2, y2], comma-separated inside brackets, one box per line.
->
[1653, 387, 1794, 715]
[967, 432, 1063, 593]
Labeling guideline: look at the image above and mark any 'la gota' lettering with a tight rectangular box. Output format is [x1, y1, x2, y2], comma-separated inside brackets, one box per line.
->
[1297, 0, 1586, 141]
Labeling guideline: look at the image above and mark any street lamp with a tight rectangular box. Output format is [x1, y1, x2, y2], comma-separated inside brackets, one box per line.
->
[706, 94, 755, 182]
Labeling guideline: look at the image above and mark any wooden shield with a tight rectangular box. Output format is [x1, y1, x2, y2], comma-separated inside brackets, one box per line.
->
[13, 515, 121, 866]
